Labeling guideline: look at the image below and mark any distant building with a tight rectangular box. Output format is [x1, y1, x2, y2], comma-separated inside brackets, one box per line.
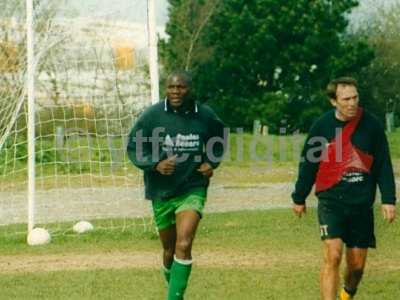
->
[1, 17, 157, 109]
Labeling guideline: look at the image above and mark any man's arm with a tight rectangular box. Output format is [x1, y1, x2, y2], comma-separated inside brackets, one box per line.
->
[374, 124, 396, 205]
[203, 110, 227, 170]
[127, 113, 159, 171]
[292, 123, 322, 206]
[374, 123, 396, 222]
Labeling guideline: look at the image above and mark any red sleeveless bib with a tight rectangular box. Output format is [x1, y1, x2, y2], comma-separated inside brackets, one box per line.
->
[315, 108, 373, 193]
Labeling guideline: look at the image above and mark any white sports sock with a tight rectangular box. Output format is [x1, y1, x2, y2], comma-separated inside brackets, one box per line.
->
[174, 255, 192, 265]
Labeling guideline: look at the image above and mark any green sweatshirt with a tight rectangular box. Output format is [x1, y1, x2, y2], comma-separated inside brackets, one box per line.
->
[292, 109, 396, 206]
[127, 100, 226, 200]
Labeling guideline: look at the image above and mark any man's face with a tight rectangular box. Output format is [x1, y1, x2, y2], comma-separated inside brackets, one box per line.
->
[166, 75, 190, 108]
[330, 84, 359, 121]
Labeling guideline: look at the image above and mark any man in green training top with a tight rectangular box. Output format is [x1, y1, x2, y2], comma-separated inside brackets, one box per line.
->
[127, 70, 226, 299]
[292, 77, 396, 300]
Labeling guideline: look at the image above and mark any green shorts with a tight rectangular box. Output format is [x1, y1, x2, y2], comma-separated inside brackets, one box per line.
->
[317, 199, 376, 248]
[152, 188, 207, 231]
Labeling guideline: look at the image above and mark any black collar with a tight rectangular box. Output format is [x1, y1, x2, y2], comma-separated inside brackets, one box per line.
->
[164, 98, 199, 114]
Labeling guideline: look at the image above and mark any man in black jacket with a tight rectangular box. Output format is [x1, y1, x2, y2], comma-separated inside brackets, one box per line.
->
[127, 71, 226, 300]
[292, 77, 396, 300]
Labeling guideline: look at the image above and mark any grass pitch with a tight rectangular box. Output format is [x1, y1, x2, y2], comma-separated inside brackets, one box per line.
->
[0, 208, 399, 299]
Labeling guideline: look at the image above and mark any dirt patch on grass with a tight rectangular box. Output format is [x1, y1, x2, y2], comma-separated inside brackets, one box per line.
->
[1, 250, 399, 274]
[0, 251, 160, 274]
[0, 250, 311, 274]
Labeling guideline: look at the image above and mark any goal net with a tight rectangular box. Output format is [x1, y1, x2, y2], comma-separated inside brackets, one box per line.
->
[0, 0, 157, 236]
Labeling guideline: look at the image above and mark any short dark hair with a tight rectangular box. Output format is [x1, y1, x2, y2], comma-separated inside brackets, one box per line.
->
[167, 70, 193, 87]
[326, 77, 358, 99]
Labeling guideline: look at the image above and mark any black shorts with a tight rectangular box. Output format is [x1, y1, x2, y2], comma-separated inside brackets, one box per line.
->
[317, 199, 376, 248]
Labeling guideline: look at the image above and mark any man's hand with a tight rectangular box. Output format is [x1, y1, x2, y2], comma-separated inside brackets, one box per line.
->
[155, 155, 177, 175]
[197, 162, 213, 178]
[293, 203, 306, 218]
[382, 204, 396, 223]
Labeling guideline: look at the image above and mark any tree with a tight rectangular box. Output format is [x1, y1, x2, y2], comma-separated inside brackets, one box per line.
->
[356, 2, 400, 125]
[161, 0, 374, 132]
[159, 0, 220, 71]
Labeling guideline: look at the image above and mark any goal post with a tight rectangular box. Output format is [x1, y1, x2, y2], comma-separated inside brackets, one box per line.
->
[0, 0, 161, 237]
[147, 0, 160, 104]
[26, 0, 35, 233]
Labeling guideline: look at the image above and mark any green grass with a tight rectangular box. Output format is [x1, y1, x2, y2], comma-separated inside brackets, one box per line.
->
[0, 209, 399, 299]
[1, 266, 398, 300]
[0, 218, 159, 256]
[388, 129, 400, 158]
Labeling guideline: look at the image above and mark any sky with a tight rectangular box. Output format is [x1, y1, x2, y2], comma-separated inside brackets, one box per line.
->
[57, 0, 399, 39]
[60, 0, 169, 25]
[63, 0, 399, 28]
[350, 0, 399, 29]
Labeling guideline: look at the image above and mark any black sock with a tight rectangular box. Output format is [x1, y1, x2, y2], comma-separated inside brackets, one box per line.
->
[344, 286, 357, 297]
